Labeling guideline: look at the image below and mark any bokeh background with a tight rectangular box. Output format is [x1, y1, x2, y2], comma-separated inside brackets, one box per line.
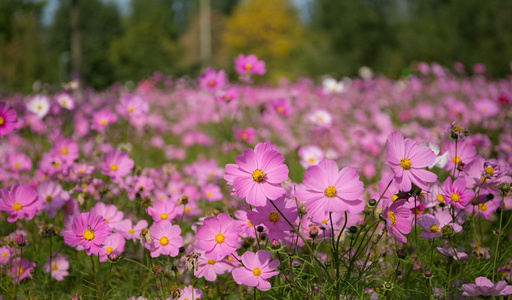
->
[2, 0, 512, 93]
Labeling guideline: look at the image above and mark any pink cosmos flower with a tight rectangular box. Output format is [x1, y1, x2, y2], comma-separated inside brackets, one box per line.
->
[224, 142, 289, 207]
[216, 87, 238, 103]
[202, 183, 223, 202]
[37, 180, 70, 218]
[145, 220, 183, 257]
[232, 250, 279, 291]
[99, 233, 125, 262]
[0, 246, 12, 265]
[247, 196, 297, 241]
[199, 68, 227, 92]
[235, 127, 256, 144]
[194, 250, 234, 282]
[461, 277, 512, 296]
[385, 131, 437, 191]
[178, 285, 203, 300]
[441, 177, 474, 209]
[91, 202, 124, 230]
[9, 258, 36, 283]
[269, 98, 293, 116]
[437, 245, 468, 260]
[54, 92, 75, 110]
[116, 219, 148, 241]
[116, 94, 148, 118]
[298, 145, 324, 169]
[0, 184, 43, 222]
[61, 212, 111, 256]
[6, 152, 32, 172]
[382, 199, 412, 243]
[234, 54, 266, 75]
[234, 210, 257, 239]
[50, 138, 79, 166]
[0, 101, 17, 137]
[195, 213, 241, 261]
[147, 199, 180, 223]
[91, 110, 117, 133]
[443, 139, 477, 172]
[296, 159, 365, 222]
[98, 150, 134, 182]
[43, 253, 69, 281]
[417, 211, 462, 239]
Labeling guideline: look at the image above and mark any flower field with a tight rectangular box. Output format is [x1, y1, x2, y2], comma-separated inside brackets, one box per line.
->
[0, 57, 511, 299]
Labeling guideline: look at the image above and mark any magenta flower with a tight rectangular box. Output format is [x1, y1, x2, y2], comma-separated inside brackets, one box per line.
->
[234, 54, 266, 75]
[443, 139, 477, 171]
[269, 98, 293, 116]
[61, 212, 111, 256]
[38, 180, 70, 218]
[441, 177, 474, 209]
[195, 213, 241, 261]
[7, 152, 32, 172]
[178, 285, 203, 300]
[385, 131, 437, 191]
[91, 202, 124, 229]
[461, 277, 512, 296]
[9, 258, 36, 283]
[54, 92, 75, 110]
[224, 142, 289, 207]
[202, 183, 223, 202]
[91, 110, 117, 133]
[0, 101, 17, 137]
[145, 220, 183, 257]
[417, 211, 461, 240]
[116, 219, 148, 241]
[298, 145, 324, 169]
[0, 184, 43, 222]
[98, 150, 134, 181]
[50, 138, 79, 166]
[296, 159, 364, 222]
[199, 68, 227, 92]
[194, 250, 234, 282]
[382, 199, 412, 243]
[0, 246, 12, 265]
[147, 199, 180, 223]
[232, 250, 279, 291]
[247, 196, 297, 241]
[235, 127, 255, 144]
[99, 233, 126, 262]
[43, 253, 69, 281]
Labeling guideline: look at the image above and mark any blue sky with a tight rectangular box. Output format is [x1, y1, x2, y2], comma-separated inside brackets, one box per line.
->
[41, 0, 311, 26]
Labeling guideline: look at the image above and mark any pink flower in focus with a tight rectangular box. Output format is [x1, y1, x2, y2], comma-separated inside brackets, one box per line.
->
[234, 54, 266, 75]
[296, 159, 364, 222]
[43, 253, 69, 281]
[382, 199, 412, 243]
[461, 277, 512, 296]
[195, 213, 241, 261]
[0, 184, 43, 222]
[232, 250, 279, 291]
[441, 177, 474, 209]
[199, 68, 227, 92]
[98, 150, 134, 182]
[247, 196, 297, 241]
[0, 101, 17, 137]
[145, 220, 183, 258]
[417, 211, 461, 240]
[194, 250, 234, 282]
[91, 202, 124, 229]
[385, 131, 437, 191]
[443, 139, 477, 172]
[99, 233, 125, 262]
[178, 285, 203, 300]
[61, 212, 111, 256]
[224, 142, 289, 207]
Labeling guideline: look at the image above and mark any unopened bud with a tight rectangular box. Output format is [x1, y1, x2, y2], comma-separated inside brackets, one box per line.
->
[368, 199, 377, 207]
[424, 271, 432, 277]
[298, 203, 307, 215]
[309, 226, 319, 239]
[257, 226, 264, 233]
[396, 249, 407, 259]
[499, 182, 511, 193]
[349, 226, 358, 234]
[270, 239, 281, 249]
[16, 234, 26, 247]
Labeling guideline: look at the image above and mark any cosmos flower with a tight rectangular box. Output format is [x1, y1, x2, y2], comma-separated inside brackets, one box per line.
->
[195, 213, 241, 261]
[27, 95, 50, 119]
[232, 250, 279, 291]
[43, 253, 69, 281]
[234, 54, 266, 75]
[147, 199, 180, 223]
[385, 131, 437, 191]
[247, 196, 297, 241]
[441, 177, 474, 209]
[54, 92, 75, 110]
[194, 250, 234, 282]
[224, 142, 289, 207]
[91, 110, 117, 133]
[144, 220, 183, 258]
[298, 145, 324, 169]
[37, 180, 70, 218]
[99, 233, 125, 262]
[61, 212, 111, 256]
[461, 277, 512, 296]
[199, 68, 227, 92]
[9, 258, 36, 283]
[91, 202, 124, 230]
[382, 199, 412, 243]
[115, 219, 148, 241]
[0, 184, 43, 222]
[98, 150, 134, 182]
[0, 101, 17, 137]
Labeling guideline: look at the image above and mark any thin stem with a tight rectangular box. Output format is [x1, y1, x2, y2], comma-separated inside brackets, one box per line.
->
[90, 255, 102, 299]
[492, 193, 505, 281]
[104, 263, 114, 299]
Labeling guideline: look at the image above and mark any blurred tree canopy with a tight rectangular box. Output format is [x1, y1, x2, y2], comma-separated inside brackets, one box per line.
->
[1, 0, 512, 93]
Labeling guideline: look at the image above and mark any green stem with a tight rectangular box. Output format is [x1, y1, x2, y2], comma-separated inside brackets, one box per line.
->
[90, 255, 102, 299]
[492, 193, 505, 281]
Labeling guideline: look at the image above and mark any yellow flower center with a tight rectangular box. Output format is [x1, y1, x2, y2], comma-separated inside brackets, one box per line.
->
[61, 100, 67, 105]
[391, 194, 399, 202]
[453, 125, 462, 132]
[53, 161, 60, 167]
[83, 230, 94, 241]
[45, 195, 52, 202]
[206, 192, 212, 197]
[207, 259, 216, 265]
[308, 157, 315, 163]
[1, 252, 6, 258]
[61, 148, 68, 155]
[437, 194, 444, 203]
[252, 268, 261, 276]
[450, 193, 460, 202]
[19, 268, 24, 274]
[268, 212, 279, 223]
[429, 224, 439, 233]
[245, 64, 252, 70]
[110, 164, 118, 171]
[12, 203, 22, 211]
[387, 211, 396, 226]
[128, 229, 135, 233]
[14, 162, 20, 168]
[400, 158, 411, 170]
[0, 117, 4, 125]
[100, 120, 107, 125]
[37, 105, 42, 110]
[277, 107, 284, 114]
[485, 167, 494, 176]
[481, 176, 487, 183]
[247, 220, 253, 227]
[105, 218, 109, 224]
[227, 256, 233, 262]
[160, 237, 169, 246]
[479, 203, 487, 211]
[184, 207, 190, 213]
[241, 133, 248, 140]
[208, 81, 215, 87]
[452, 156, 461, 164]
[52, 264, 58, 270]
[324, 186, 337, 197]
[106, 247, 113, 253]
[160, 213, 168, 220]
[128, 107, 134, 113]
[252, 169, 266, 182]
[215, 233, 225, 243]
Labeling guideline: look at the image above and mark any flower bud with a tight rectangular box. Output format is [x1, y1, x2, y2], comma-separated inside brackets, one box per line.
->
[499, 182, 511, 193]
[368, 198, 377, 207]
[309, 226, 319, 239]
[298, 203, 307, 215]
[16, 234, 26, 247]
[257, 226, 264, 233]
[349, 226, 358, 234]
[424, 271, 432, 277]
[270, 239, 281, 250]
[107, 252, 120, 262]
[396, 249, 407, 259]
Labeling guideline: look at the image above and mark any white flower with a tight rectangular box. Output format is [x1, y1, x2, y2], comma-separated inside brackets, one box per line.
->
[55, 93, 75, 110]
[27, 95, 50, 119]
[423, 143, 449, 169]
[298, 145, 324, 169]
[322, 78, 346, 95]
[308, 109, 332, 127]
